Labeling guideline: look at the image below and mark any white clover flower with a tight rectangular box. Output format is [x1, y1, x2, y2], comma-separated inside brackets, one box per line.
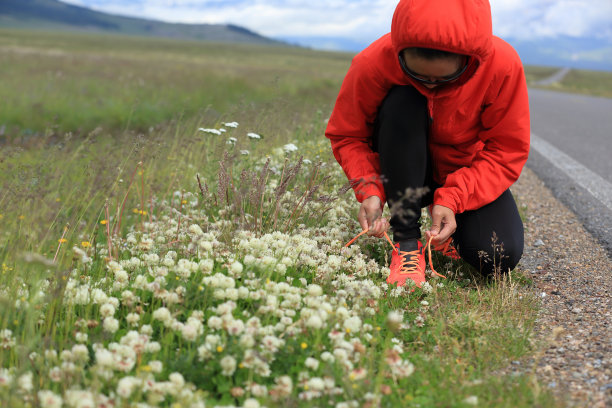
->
[153, 307, 172, 324]
[343, 316, 362, 333]
[239, 333, 255, 348]
[71, 344, 89, 364]
[227, 137, 237, 145]
[169, 372, 185, 388]
[386, 310, 403, 332]
[463, 396, 478, 406]
[220, 355, 237, 376]
[38, 390, 63, 408]
[114, 269, 129, 283]
[305, 357, 319, 370]
[321, 351, 335, 363]
[117, 376, 140, 398]
[208, 316, 223, 330]
[421, 281, 433, 293]
[145, 341, 161, 353]
[283, 143, 298, 153]
[224, 122, 239, 128]
[247, 132, 261, 139]
[65, 390, 94, 408]
[126, 313, 140, 326]
[307, 284, 322, 297]
[240, 150, 250, 155]
[0, 368, 12, 387]
[96, 349, 114, 367]
[49, 367, 62, 382]
[306, 377, 325, 391]
[149, 360, 163, 373]
[306, 315, 323, 330]
[230, 261, 243, 274]
[243, 398, 260, 408]
[100, 303, 116, 318]
[198, 345, 212, 361]
[198, 128, 222, 135]
[249, 383, 268, 397]
[18, 372, 33, 393]
[140, 324, 153, 335]
[103, 317, 119, 333]
[0, 329, 16, 349]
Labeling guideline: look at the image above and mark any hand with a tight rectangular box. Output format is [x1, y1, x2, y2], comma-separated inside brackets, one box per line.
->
[358, 196, 389, 238]
[425, 205, 456, 244]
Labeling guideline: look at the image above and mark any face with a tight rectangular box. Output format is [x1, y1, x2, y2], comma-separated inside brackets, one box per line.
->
[400, 52, 467, 89]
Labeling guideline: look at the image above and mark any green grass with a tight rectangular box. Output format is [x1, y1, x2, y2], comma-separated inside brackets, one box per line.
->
[0, 28, 571, 407]
[540, 68, 612, 98]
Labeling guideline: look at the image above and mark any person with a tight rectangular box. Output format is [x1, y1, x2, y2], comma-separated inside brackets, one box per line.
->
[325, 0, 530, 288]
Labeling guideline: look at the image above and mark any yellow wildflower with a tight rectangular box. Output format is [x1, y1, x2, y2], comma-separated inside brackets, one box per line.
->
[81, 242, 91, 248]
[301, 342, 308, 349]
[216, 346, 223, 353]
[100, 220, 107, 225]
[58, 238, 67, 243]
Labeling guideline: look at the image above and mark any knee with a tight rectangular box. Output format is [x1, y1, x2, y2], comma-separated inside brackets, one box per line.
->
[458, 232, 524, 276]
[379, 86, 426, 117]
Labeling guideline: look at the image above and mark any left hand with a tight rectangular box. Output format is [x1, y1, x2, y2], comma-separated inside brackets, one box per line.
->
[425, 205, 457, 244]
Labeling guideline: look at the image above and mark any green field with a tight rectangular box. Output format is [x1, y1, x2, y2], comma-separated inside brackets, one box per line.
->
[0, 28, 572, 407]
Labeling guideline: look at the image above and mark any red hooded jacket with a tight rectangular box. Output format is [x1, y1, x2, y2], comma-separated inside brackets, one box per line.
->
[325, 0, 530, 214]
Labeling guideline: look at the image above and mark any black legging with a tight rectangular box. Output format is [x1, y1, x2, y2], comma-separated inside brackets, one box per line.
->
[372, 86, 524, 275]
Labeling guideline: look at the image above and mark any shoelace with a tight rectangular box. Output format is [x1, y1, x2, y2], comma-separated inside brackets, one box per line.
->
[344, 230, 446, 279]
[432, 237, 460, 259]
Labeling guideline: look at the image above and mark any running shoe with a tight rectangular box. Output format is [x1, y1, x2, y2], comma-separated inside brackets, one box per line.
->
[387, 240, 426, 288]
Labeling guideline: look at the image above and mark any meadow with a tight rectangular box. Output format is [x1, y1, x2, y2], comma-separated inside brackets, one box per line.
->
[0, 28, 574, 407]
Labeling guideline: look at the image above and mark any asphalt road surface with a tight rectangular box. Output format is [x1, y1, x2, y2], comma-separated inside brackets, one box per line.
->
[526, 86, 612, 257]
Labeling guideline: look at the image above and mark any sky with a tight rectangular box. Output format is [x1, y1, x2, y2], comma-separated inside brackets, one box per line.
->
[59, 0, 612, 68]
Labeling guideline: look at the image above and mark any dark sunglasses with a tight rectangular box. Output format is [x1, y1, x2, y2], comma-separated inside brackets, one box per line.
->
[398, 54, 469, 85]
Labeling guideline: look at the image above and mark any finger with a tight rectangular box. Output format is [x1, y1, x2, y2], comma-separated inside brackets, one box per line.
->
[368, 219, 382, 236]
[435, 223, 456, 243]
[358, 209, 369, 232]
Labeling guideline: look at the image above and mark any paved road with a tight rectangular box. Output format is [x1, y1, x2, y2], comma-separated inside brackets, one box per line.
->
[526, 87, 612, 257]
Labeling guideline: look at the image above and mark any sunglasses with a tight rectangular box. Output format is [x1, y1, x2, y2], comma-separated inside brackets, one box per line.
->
[398, 54, 469, 85]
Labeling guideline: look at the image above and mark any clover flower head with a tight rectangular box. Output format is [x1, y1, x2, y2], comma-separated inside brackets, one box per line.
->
[283, 143, 298, 153]
[198, 128, 222, 135]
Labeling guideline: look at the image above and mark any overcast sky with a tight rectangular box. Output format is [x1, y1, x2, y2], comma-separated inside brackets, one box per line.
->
[60, 0, 612, 48]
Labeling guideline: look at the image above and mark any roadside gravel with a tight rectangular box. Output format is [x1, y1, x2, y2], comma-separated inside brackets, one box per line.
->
[512, 166, 611, 407]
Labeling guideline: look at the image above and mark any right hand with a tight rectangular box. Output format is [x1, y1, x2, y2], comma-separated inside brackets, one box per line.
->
[358, 196, 389, 238]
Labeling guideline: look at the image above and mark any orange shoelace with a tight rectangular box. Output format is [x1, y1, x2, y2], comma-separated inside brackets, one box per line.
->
[344, 230, 446, 279]
[432, 237, 460, 259]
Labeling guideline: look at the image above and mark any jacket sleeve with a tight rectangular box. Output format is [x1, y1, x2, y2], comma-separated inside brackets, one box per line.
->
[325, 54, 390, 207]
[433, 58, 530, 213]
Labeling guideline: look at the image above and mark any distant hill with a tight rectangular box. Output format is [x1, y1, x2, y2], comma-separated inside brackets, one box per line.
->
[0, 0, 283, 46]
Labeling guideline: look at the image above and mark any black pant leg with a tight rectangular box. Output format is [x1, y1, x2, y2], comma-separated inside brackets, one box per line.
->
[453, 189, 524, 275]
[373, 86, 432, 242]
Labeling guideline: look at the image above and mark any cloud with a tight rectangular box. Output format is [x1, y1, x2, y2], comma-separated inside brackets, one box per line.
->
[491, 0, 612, 41]
[60, 0, 612, 44]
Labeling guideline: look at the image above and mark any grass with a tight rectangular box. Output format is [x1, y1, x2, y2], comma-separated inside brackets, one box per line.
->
[538, 68, 612, 98]
[0, 28, 577, 407]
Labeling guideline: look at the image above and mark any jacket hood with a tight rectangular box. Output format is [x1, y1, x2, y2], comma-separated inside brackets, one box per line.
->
[391, 0, 493, 64]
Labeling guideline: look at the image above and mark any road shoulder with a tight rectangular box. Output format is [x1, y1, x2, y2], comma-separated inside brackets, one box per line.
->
[512, 166, 611, 407]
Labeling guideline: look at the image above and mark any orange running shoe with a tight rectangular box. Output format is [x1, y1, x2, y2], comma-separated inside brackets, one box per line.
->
[387, 241, 426, 288]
